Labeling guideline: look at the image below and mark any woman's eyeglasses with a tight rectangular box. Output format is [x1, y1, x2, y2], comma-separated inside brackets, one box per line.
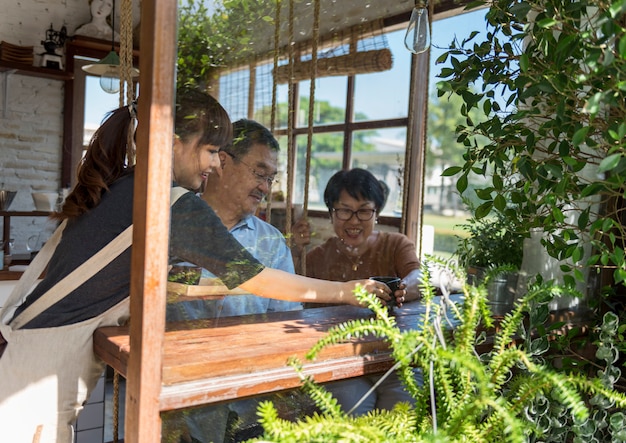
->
[225, 152, 277, 186]
[332, 208, 377, 221]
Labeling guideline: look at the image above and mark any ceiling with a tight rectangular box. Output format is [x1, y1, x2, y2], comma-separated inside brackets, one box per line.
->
[224, 0, 469, 62]
[227, 0, 416, 61]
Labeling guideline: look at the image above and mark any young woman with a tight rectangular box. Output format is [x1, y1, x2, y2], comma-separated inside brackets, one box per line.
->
[304, 167, 423, 416]
[0, 90, 389, 443]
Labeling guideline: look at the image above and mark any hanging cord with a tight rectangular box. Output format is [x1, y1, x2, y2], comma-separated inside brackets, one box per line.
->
[270, 0, 280, 135]
[112, 3, 135, 442]
[266, 0, 282, 227]
[112, 370, 120, 443]
[285, 0, 296, 245]
[298, 0, 320, 274]
[119, 0, 136, 166]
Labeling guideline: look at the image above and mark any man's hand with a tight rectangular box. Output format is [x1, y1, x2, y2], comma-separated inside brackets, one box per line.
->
[291, 217, 311, 248]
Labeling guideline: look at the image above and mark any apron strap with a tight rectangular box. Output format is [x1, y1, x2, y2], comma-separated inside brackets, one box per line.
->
[6, 186, 190, 330]
[0, 220, 67, 324]
[10, 225, 133, 329]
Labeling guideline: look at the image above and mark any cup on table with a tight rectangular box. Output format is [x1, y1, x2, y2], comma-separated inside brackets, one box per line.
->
[369, 276, 401, 309]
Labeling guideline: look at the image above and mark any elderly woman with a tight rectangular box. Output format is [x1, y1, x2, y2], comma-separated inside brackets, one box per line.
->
[304, 167, 423, 415]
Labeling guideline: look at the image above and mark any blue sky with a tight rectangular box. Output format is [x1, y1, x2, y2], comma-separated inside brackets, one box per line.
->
[84, 7, 488, 127]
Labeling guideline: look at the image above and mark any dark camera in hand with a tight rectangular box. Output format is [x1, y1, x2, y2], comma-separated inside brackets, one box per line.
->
[370, 276, 401, 308]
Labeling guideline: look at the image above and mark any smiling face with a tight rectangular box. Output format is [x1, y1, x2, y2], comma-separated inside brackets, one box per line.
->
[204, 142, 278, 225]
[172, 134, 221, 191]
[331, 189, 378, 250]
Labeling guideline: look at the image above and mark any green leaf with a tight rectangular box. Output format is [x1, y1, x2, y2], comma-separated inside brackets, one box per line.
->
[552, 207, 565, 223]
[475, 188, 494, 200]
[620, 35, 626, 58]
[614, 268, 626, 284]
[442, 166, 463, 176]
[457, 174, 468, 193]
[598, 154, 621, 172]
[475, 201, 493, 218]
[494, 193, 507, 210]
[519, 53, 529, 72]
[571, 126, 589, 147]
[493, 174, 503, 191]
[584, 92, 603, 116]
[537, 18, 558, 28]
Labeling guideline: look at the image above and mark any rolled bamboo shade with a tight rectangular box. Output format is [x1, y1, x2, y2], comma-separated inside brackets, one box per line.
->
[274, 47, 392, 83]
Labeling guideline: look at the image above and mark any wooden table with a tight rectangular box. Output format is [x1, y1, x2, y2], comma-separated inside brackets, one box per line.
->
[93, 295, 462, 412]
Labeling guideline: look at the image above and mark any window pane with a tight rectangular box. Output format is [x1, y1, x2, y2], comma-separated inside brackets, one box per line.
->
[353, 29, 410, 122]
[298, 77, 347, 127]
[272, 133, 343, 211]
[351, 127, 406, 217]
[252, 62, 277, 128]
[219, 68, 250, 121]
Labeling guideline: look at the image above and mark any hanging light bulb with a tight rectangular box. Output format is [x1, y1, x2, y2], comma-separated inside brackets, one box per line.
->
[404, 4, 431, 54]
[99, 65, 121, 94]
[83, 50, 139, 94]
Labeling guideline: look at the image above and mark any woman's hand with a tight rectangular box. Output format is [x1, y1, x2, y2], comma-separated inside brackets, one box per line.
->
[344, 279, 392, 307]
[393, 281, 408, 307]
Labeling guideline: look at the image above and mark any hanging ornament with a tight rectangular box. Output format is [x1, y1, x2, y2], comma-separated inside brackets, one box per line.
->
[404, 4, 431, 54]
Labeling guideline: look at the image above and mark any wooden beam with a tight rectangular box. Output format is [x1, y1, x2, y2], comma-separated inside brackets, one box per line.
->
[403, 47, 429, 247]
[125, 0, 177, 441]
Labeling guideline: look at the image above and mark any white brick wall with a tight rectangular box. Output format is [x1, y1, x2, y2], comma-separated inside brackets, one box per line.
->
[0, 0, 90, 250]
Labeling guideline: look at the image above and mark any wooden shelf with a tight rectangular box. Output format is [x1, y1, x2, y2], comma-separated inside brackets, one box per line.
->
[0, 60, 73, 81]
[2, 211, 53, 255]
[0, 210, 52, 217]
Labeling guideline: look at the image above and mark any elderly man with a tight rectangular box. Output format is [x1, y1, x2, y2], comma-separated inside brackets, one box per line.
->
[200, 118, 307, 315]
[165, 119, 311, 443]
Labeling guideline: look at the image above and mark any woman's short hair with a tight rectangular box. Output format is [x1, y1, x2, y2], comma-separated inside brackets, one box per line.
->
[323, 168, 387, 212]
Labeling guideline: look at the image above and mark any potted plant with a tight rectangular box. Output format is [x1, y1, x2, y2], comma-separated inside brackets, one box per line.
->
[455, 202, 525, 316]
[246, 262, 626, 442]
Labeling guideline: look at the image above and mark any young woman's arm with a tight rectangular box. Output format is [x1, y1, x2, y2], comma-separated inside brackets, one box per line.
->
[239, 268, 391, 307]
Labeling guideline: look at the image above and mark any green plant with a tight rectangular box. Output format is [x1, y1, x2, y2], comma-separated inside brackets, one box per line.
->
[438, 0, 626, 288]
[177, 0, 277, 90]
[246, 259, 626, 442]
[455, 201, 525, 269]
[437, 0, 626, 289]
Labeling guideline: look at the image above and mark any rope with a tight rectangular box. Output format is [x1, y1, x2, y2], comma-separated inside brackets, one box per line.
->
[120, 0, 136, 165]
[285, 0, 295, 247]
[113, 370, 120, 443]
[266, 0, 282, 227]
[299, 0, 320, 273]
[112, 3, 135, 440]
[270, 0, 280, 135]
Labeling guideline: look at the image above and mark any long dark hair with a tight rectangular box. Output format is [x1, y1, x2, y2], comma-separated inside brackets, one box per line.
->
[54, 105, 135, 220]
[56, 88, 232, 220]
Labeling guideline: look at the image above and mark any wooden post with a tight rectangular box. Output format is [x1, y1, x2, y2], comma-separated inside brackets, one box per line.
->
[124, 0, 177, 441]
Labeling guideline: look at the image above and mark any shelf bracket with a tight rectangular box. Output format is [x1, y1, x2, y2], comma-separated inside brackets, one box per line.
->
[1, 70, 16, 119]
